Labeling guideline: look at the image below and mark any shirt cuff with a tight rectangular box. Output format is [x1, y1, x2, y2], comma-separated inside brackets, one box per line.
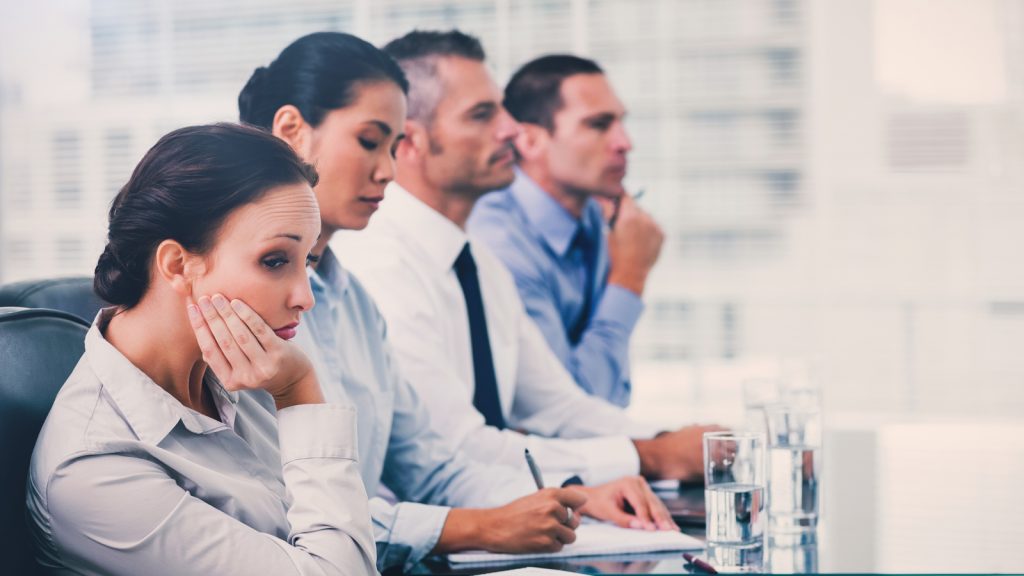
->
[594, 284, 644, 332]
[377, 501, 450, 571]
[277, 403, 359, 463]
[572, 435, 642, 485]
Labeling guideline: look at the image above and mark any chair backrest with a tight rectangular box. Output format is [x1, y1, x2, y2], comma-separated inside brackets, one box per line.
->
[0, 277, 107, 325]
[0, 307, 89, 576]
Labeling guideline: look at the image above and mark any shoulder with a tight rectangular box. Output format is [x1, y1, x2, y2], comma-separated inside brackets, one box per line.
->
[31, 357, 136, 481]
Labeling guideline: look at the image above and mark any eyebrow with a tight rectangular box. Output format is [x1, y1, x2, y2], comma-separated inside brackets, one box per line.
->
[465, 101, 497, 117]
[363, 120, 393, 136]
[582, 111, 619, 124]
[270, 233, 302, 242]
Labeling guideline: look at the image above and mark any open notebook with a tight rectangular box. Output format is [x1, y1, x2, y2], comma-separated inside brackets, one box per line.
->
[448, 522, 704, 565]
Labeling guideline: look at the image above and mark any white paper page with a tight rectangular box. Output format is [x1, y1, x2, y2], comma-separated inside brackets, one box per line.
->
[448, 522, 704, 564]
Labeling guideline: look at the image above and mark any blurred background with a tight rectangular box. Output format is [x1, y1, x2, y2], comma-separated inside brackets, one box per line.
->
[2, 0, 1023, 571]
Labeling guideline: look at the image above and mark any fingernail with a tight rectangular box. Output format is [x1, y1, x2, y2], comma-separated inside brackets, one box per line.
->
[198, 297, 213, 312]
[212, 294, 228, 310]
[629, 519, 642, 529]
[230, 299, 245, 313]
[186, 304, 199, 320]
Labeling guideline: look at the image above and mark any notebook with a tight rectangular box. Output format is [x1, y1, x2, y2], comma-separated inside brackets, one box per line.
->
[447, 522, 704, 565]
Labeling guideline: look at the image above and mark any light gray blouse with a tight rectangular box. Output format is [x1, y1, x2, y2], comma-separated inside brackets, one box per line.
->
[26, 308, 377, 575]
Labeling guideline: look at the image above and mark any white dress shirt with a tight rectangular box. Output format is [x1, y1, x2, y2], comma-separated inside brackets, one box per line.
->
[27, 309, 376, 576]
[335, 184, 660, 485]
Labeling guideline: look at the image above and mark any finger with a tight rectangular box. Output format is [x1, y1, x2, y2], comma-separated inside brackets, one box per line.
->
[621, 481, 656, 530]
[639, 481, 678, 530]
[212, 294, 266, 361]
[552, 523, 577, 545]
[198, 296, 248, 369]
[187, 303, 232, 380]
[554, 487, 588, 510]
[230, 298, 277, 349]
[601, 505, 643, 529]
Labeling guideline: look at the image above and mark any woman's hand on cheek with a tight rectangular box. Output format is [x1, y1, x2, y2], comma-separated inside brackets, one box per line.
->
[186, 294, 323, 409]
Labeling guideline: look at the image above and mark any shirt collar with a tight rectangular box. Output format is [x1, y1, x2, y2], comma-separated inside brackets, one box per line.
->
[85, 307, 233, 445]
[383, 181, 469, 271]
[509, 169, 589, 257]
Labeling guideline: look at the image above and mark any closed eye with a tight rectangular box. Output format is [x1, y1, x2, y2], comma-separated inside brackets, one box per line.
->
[262, 256, 289, 270]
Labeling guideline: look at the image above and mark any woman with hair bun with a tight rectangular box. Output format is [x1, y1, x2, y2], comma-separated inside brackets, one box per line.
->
[26, 123, 376, 576]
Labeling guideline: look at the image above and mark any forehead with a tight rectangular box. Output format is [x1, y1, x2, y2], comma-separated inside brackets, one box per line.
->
[434, 56, 502, 114]
[321, 80, 407, 127]
[218, 183, 320, 242]
[557, 73, 625, 117]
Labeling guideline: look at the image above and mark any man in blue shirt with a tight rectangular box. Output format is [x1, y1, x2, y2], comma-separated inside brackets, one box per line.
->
[468, 55, 663, 407]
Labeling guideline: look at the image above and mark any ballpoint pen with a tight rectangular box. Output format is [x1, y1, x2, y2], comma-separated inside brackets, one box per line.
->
[683, 553, 719, 574]
[524, 448, 545, 489]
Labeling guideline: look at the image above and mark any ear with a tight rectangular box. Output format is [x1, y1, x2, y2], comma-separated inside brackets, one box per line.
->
[513, 123, 550, 163]
[272, 105, 312, 159]
[154, 239, 204, 298]
[396, 119, 429, 163]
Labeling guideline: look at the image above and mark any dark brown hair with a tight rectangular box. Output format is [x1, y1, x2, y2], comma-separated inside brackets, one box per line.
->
[95, 123, 318, 308]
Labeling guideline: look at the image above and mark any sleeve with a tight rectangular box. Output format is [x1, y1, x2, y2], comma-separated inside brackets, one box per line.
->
[513, 263, 643, 408]
[369, 498, 449, 573]
[370, 308, 536, 571]
[41, 404, 376, 576]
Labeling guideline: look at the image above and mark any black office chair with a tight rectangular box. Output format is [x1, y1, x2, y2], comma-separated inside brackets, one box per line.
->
[0, 307, 89, 576]
[0, 276, 107, 325]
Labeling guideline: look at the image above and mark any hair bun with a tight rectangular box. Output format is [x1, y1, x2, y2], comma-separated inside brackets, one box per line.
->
[238, 66, 272, 124]
[93, 244, 143, 308]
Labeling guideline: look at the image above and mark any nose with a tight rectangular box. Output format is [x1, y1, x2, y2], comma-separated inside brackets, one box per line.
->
[611, 122, 632, 154]
[496, 107, 522, 143]
[373, 152, 397, 185]
[290, 274, 315, 313]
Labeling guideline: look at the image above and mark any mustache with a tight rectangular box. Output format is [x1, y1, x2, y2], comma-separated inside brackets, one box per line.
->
[488, 143, 516, 164]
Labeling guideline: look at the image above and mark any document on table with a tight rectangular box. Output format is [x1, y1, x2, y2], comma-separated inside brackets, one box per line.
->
[448, 522, 704, 565]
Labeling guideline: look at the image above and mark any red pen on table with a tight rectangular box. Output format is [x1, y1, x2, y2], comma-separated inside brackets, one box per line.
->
[683, 553, 718, 574]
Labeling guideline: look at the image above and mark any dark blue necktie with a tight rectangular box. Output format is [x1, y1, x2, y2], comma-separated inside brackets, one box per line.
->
[569, 226, 597, 345]
[453, 244, 506, 429]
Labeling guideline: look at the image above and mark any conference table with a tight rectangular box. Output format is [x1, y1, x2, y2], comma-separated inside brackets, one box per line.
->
[403, 419, 1024, 574]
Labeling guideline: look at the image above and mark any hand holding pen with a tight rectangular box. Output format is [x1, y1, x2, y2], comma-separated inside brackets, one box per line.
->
[605, 189, 664, 297]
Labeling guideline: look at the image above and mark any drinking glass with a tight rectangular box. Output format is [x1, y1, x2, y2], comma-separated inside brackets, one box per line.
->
[704, 431, 766, 572]
[764, 403, 822, 543]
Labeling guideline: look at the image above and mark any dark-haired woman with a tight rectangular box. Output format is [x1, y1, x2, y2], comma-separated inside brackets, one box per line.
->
[238, 32, 676, 573]
[26, 123, 376, 575]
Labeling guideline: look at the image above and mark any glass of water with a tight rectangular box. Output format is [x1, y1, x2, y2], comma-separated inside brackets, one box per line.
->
[704, 431, 766, 572]
[764, 403, 821, 543]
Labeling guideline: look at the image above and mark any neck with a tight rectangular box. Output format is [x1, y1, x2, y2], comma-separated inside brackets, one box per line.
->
[311, 224, 337, 269]
[104, 293, 214, 417]
[519, 164, 587, 220]
[396, 173, 478, 230]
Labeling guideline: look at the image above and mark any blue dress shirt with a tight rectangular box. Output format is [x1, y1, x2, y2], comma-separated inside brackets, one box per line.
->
[469, 171, 643, 407]
[294, 248, 536, 572]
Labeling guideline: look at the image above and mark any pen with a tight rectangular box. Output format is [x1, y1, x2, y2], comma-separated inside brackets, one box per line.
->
[683, 553, 718, 574]
[609, 188, 645, 229]
[524, 448, 545, 489]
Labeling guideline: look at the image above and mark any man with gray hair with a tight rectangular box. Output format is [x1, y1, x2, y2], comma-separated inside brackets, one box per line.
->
[335, 30, 721, 506]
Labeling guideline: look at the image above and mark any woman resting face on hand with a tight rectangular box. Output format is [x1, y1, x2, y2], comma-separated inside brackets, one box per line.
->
[25, 123, 376, 576]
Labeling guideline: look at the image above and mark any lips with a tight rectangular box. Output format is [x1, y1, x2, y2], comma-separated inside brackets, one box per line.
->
[358, 196, 385, 209]
[274, 322, 299, 340]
